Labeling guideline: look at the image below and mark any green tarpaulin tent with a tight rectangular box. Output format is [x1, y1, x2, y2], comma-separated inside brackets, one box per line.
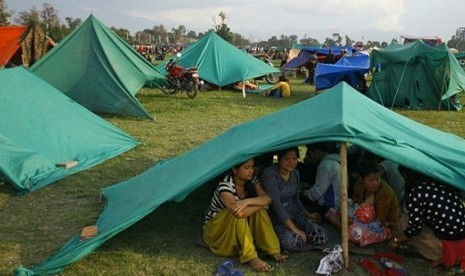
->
[367, 40, 465, 110]
[155, 31, 280, 87]
[30, 14, 165, 119]
[0, 67, 140, 193]
[14, 82, 465, 275]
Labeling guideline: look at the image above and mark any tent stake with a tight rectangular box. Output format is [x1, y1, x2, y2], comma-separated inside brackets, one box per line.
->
[340, 142, 349, 268]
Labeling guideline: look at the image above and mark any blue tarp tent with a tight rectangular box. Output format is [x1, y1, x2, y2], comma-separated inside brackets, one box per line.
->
[315, 54, 370, 90]
[14, 82, 465, 275]
[282, 46, 353, 69]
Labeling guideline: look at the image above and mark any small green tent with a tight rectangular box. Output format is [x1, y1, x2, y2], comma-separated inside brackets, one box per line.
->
[155, 31, 280, 87]
[14, 82, 465, 275]
[0, 67, 140, 193]
[30, 14, 165, 119]
[367, 40, 465, 110]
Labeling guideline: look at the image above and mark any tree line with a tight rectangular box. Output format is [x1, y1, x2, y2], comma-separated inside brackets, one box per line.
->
[1, 0, 464, 51]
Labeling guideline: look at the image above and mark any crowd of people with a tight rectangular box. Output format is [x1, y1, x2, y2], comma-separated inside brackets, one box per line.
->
[202, 143, 465, 273]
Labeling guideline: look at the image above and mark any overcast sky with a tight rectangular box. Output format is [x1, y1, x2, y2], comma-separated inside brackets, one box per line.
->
[5, 0, 464, 43]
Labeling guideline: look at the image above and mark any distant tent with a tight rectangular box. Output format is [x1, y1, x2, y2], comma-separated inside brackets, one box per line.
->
[30, 14, 165, 119]
[155, 31, 280, 87]
[367, 40, 465, 110]
[315, 54, 370, 90]
[282, 46, 352, 69]
[14, 82, 465, 275]
[0, 24, 55, 68]
[0, 67, 140, 193]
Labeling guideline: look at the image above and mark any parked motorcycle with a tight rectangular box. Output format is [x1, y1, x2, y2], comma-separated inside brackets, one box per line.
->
[161, 53, 200, 98]
[263, 56, 279, 84]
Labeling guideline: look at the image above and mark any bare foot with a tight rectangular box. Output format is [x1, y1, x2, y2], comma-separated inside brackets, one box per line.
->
[270, 253, 288, 262]
[249, 257, 272, 272]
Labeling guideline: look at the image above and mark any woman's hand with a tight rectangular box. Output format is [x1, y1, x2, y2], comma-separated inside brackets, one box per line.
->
[294, 228, 307, 243]
[230, 200, 247, 215]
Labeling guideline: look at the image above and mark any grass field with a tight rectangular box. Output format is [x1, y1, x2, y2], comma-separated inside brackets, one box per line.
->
[1, 71, 464, 275]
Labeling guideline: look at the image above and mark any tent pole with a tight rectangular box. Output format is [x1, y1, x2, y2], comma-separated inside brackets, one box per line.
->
[242, 82, 246, 98]
[340, 142, 349, 268]
[391, 60, 409, 109]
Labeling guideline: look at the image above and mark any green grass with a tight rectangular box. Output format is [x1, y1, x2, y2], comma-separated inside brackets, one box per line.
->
[1, 74, 464, 275]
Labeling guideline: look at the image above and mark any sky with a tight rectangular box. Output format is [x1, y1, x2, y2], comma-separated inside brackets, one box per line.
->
[5, 0, 464, 43]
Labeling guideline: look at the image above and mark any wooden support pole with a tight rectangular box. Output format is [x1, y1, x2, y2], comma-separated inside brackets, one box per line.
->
[340, 142, 349, 268]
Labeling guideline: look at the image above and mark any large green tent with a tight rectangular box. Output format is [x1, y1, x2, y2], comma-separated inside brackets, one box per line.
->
[30, 14, 165, 120]
[155, 31, 280, 87]
[0, 67, 140, 193]
[14, 82, 465, 275]
[367, 40, 465, 110]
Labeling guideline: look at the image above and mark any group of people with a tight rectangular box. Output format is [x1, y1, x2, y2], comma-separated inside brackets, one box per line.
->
[202, 143, 465, 273]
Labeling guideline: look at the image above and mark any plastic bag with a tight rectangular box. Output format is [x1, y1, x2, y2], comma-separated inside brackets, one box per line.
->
[315, 244, 344, 275]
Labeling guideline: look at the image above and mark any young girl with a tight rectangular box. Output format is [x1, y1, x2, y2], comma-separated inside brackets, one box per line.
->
[203, 159, 287, 272]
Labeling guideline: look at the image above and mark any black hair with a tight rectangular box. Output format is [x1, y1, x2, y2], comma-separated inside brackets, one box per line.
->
[276, 147, 300, 162]
[306, 142, 338, 153]
[357, 160, 380, 178]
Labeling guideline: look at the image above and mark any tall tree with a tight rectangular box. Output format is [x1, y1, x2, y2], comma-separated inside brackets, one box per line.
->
[152, 24, 168, 44]
[64, 17, 81, 35]
[15, 6, 41, 26]
[0, 0, 12, 25]
[214, 12, 233, 43]
[41, 3, 63, 40]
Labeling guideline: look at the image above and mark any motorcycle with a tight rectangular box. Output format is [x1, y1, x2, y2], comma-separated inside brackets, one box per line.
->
[161, 53, 200, 98]
[263, 55, 279, 84]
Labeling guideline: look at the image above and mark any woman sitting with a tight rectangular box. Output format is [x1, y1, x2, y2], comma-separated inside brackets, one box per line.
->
[203, 159, 287, 272]
[261, 147, 327, 253]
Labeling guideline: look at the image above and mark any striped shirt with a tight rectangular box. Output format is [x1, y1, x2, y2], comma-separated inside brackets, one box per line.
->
[203, 174, 258, 224]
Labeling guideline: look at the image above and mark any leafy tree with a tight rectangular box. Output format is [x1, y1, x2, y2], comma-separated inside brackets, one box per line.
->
[64, 17, 81, 35]
[111, 27, 132, 43]
[14, 3, 67, 41]
[15, 6, 41, 26]
[186, 30, 197, 39]
[0, 0, 12, 25]
[324, 38, 336, 47]
[214, 11, 233, 43]
[447, 36, 465, 52]
[41, 3, 64, 40]
[152, 24, 168, 44]
[233, 32, 250, 47]
[172, 25, 186, 43]
[300, 37, 320, 46]
[344, 35, 354, 46]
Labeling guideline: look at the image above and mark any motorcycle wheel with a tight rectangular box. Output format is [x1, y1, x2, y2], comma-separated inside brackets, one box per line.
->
[184, 79, 198, 99]
[161, 79, 179, 96]
[265, 73, 279, 84]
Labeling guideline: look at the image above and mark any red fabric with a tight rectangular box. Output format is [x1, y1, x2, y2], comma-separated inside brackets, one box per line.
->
[355, 203, 376, 223]
[360, 258, 382, 276]
[442, 239, 465, 269]
[0, 26, 27, 67]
